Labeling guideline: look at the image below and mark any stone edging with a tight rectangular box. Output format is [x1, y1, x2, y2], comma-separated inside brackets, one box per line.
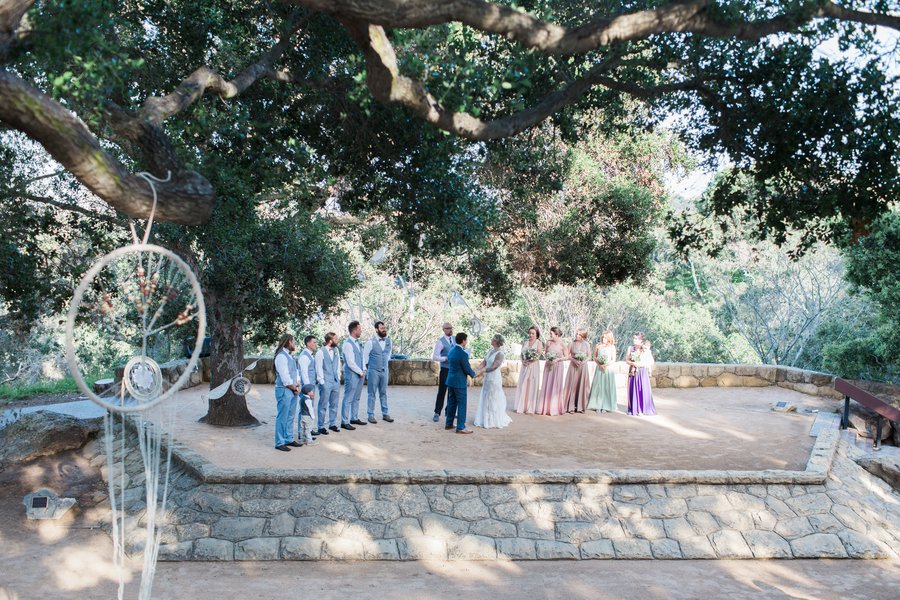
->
[152, 420, 839, 487]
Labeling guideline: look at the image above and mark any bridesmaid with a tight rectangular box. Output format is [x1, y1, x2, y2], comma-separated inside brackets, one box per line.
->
[625, 332, 657, 416]
[562, 328, 592, 413]
[537, 326, 568, 416]
[514, 326, 543, 414]
[587, 330, 618, 412]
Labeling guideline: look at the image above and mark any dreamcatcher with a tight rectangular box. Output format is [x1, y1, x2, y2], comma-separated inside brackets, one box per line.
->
[65, 173, 206, 600]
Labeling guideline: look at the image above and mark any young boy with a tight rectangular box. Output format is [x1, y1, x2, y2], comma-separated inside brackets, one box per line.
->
[299, 384, 318, 446]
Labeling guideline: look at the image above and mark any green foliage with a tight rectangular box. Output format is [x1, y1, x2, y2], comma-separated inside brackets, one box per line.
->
[0, 376, 87, 401]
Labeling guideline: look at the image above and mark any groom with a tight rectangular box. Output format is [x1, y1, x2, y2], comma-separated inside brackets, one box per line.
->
[445, 332, 482, 434]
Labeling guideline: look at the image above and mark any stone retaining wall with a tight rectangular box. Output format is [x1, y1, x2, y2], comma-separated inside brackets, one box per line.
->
[81, 418, 900, 561]
[110, 357, 886, 404]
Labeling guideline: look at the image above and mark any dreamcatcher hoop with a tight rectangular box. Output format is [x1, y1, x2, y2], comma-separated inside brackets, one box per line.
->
[65, 243, 207, 413]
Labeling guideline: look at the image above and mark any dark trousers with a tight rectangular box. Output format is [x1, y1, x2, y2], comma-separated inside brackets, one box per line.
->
[434, 367, 449, 415]
[445, 385, 468, 431]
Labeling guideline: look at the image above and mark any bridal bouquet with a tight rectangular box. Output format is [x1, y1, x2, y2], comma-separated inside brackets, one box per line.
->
[545, 351, 558, 363]
[630, 350, 642, 363]
[522, 348, 539, 362]
[597, 355, 607, 366]
[574, 352, 587, 362]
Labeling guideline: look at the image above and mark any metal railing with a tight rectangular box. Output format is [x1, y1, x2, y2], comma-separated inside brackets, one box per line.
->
[836, 378, 900, 451]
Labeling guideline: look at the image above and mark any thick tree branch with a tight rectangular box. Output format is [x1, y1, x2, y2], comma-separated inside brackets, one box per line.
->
[0, 0, 33, 56]
[136, 12, 311, 125]
[342, 19, 624, 140]
[0, 69, 215, 224]
[287, 0, 900, 54]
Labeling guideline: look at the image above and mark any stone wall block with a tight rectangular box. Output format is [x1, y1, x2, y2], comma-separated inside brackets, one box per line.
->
[211, 517, 266, 541]
[497, 538, 536, 560]
[421, 513, 470, 538]
[709, 530, 754, 559]
[398, 536, 448, 560]
[790, 533, 847, 558]
[535, 540, 579, 560]
[193, 538, 234, 561]
[650, 539, 683, 559]
[363, 539, 400, 560]
[235, 537, 280, 560]
[579, 539, 615, 559]
[742, 530, 791, 558]
[612, 539, 653, 559]
[448, 535, 498, 560]
[357, 500, 402, 523]
[470, 519, 517, 538]
[385, 517, 423, 539]
[322, 537, 366, 560]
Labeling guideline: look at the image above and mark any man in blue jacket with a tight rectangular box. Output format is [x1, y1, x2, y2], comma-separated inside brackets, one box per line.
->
[445, 332, 483, 434]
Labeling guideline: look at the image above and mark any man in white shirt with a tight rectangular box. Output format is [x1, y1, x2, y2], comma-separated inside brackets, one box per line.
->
[315, 331, 344, 435]
[273, 333, 301, 451]
[363, 321, 394, 424]
[296, 335, 317, 438]
[431, 322, 455, 422]
[340, 320, 365, 431]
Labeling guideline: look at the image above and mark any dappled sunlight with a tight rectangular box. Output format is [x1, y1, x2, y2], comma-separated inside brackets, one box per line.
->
[152, 384, 819, 471]
[0, 588, 23, 600]
[718, 560, 830, 600]
[44, 543, 134, 592]
[36, 520, 69, 543]
[637, 414, 714, 440]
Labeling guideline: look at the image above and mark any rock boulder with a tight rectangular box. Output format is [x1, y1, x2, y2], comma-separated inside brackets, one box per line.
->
[0, 411, 101, 468]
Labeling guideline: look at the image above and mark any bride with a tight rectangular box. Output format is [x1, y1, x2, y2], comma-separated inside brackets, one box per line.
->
[474, 334, 512, 429]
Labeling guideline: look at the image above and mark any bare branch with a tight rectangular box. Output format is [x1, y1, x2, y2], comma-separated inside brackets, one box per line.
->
[286, 0, 900, 55]
[137, 12, 311, 125]
[342, 19, 624, 140]
[0, 69, 215, 224]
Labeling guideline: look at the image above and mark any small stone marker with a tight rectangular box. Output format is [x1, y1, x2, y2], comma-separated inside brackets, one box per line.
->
[23, 488, 76, 520]
[771, 401, 796, 413]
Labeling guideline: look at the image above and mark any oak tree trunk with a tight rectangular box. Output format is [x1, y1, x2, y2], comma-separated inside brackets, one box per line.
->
[200, 291, 260, 426]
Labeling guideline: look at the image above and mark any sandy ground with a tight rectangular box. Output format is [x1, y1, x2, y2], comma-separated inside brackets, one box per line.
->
[152, 382, 834, 472]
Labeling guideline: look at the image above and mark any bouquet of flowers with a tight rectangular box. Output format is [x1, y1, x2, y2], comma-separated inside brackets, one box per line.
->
[597, 355, 607, 366]
[574, 352, 587, 362]
[630, 350, 642, 363]
[545, 351, 558, 363]
[522, 348, 539, 362]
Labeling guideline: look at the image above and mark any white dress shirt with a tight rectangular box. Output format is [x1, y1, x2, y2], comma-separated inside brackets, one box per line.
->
[342, 337, 364, 376]
[297, 349, 314, 385]
[362, 337, 389, 368]
[432, 336, 455, 363]
[274, 349, 298, 387]
[315, 346, 340, 384]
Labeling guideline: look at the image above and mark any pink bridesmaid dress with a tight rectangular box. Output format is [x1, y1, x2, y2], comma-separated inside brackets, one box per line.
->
[537, 340, 566, 416]
[514, 340, 543, 414]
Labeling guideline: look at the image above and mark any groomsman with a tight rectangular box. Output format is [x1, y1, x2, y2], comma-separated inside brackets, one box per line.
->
[315, 332, 342, 436]
[296, 335, 317, 438]
[431, 322, 455, 422]
[273, 334, 301, 451]
[363, 321, 394, 424]
[340, 320, 366, 431]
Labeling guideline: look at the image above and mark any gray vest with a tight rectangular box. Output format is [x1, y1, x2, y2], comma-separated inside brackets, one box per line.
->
[274, 349, 298, 388]
[343, 338, 363, 375]
[439, 336, 455, 369]
[320, 347, 340, 385]
[300, 349, 316, 384]
[367, 337, 392, 372]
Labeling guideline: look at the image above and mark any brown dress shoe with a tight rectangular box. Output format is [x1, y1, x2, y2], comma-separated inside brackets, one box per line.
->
[455, 429, 473, 434]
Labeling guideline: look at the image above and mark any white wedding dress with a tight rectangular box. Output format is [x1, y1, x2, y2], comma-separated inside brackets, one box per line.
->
[474, 348, 512, 429]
